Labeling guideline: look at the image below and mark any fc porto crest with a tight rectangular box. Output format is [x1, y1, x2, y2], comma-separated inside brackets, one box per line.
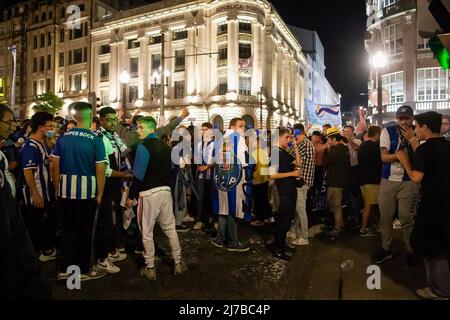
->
[214, 150, 243, 192]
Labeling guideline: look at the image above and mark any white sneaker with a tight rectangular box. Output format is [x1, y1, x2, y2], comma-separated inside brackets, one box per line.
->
[193, 222, 205, 230]
[80, 267, 107, 282]
[97, 259, 120, 274]
[108, 251, 127, 262]
[140, 266, 156, 281]
[393, 219, 402, 230]
[250, 220, 265, 227]
[286, 231, 297, 240]
[39, 249, 56, 262]
[56, 272, 71, 282]
[183, 216, 195, 223]
[174, 261, 188, 275]
[291, 238, 309, 246]
[265, 217, 275, 224]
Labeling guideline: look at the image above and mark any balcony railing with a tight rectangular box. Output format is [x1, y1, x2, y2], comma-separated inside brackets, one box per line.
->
[373, 100, 450, 114]
[217, 59, 227, 67]
[217, 34, 227, 44]
[367, 0, 416, 27]
[382, 0, 416, 19]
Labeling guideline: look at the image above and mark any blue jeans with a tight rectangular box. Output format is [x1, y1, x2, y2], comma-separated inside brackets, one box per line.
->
[216, 215, 239, 247]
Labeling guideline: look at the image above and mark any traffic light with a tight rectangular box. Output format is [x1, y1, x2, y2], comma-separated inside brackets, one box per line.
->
[422, 0, 450, 69]
[429, 34, 450, 69]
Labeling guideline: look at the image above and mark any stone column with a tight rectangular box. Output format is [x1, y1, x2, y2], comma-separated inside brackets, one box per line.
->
[117, 39, 126, 105]
[138, 34, 148, 99]
[210, 22, 218, 96]
[227, 19, 238, 94]
[251, 21, 261, 96]
[284, 54, 290, 107]
[290, 59, 296, 111]
[186, 28, 196, 96]
[276, 46, 283, 102]
[109, 41, 118, 103]
[163, 31, 172, 100]
[197, 24, 207, 97]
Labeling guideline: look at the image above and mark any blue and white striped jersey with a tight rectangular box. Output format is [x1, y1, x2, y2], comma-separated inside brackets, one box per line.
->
[21, 138, 52, 204]
[52, 128, 107, 200]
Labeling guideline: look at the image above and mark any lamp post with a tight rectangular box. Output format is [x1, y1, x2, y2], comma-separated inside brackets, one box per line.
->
[259, 87, 265, 129]
[8, 44, 16, 114]
[152, 71, 159, 102]
[370, 51, 388, 126]
[119, 70, 130, 121]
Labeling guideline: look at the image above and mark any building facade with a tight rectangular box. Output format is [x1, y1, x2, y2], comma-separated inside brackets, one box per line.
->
[0, 2, 28, 113]
[1, 0, 314, 129]
[290, 26, 341, 107]
[0, 0, 126, 118]
[365, 0, 450, 123]
[27, 0, 93, 117]
[90, 0, 309, 129]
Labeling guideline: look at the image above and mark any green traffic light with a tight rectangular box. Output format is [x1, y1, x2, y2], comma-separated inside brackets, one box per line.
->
[429, 35, 450, 70]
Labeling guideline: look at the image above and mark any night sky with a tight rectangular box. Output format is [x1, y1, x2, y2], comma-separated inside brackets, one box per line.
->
[270, 0, 369, 111]
[1, 0, 369, 111]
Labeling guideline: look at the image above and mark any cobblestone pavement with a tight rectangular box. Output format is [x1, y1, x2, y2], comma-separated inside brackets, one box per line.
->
[42, 220, 426, 300]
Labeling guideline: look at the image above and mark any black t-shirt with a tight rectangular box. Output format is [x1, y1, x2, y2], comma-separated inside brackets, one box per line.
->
[357, 140, 382, 186]
[413, 137, 450, 196]
[272, 147, 296, 195]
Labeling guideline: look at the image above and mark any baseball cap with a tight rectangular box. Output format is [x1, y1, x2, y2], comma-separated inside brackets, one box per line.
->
[396, 105, 414, 118]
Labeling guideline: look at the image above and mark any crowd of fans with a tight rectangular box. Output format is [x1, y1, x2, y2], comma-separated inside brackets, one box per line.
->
[0, 101, 449, 300]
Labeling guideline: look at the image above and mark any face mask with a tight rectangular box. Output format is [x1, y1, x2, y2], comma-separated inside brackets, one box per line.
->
[46, 130, 55, 138]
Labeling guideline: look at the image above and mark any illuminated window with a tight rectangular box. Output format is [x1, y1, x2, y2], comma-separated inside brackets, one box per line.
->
[382, 23, 403, 55]
[417, 68, 448, 101]
[382, 71, 404, 103]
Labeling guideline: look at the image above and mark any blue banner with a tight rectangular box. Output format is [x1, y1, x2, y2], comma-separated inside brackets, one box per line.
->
[305, 99, 342, 127]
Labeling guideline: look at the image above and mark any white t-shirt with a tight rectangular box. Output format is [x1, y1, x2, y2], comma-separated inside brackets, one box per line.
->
[196, 140, 214, 179]
[223, 130, 248, 168]
[347, 139, 362, 167]
[380, 128, 404, 182]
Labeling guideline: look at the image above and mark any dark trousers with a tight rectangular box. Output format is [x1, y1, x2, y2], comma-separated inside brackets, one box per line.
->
[95, 196, 122, 260]
[59, 198, 97, 274]
[312, 166, 324, 207]
[252, 182, 272, 221]
[24, 202, 56, 253]
[196, 177, 213, 224]
[274, 194, 297, 251]
[344, 166, 361, 223]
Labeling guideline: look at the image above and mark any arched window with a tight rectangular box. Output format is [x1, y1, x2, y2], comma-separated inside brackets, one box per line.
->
[212, 115, 224, 132]
[34, 15, 39, 23]
[41, 12, 47, 21]
[60, 6, 65, 18]
[49, 11, 53, 19]
[242, 115, 255, 130]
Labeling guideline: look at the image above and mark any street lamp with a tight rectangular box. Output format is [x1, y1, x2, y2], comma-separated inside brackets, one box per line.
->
[119, 70, 130, 121]
[370, 51, 388, 126]
[259, 87, 265, 129]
